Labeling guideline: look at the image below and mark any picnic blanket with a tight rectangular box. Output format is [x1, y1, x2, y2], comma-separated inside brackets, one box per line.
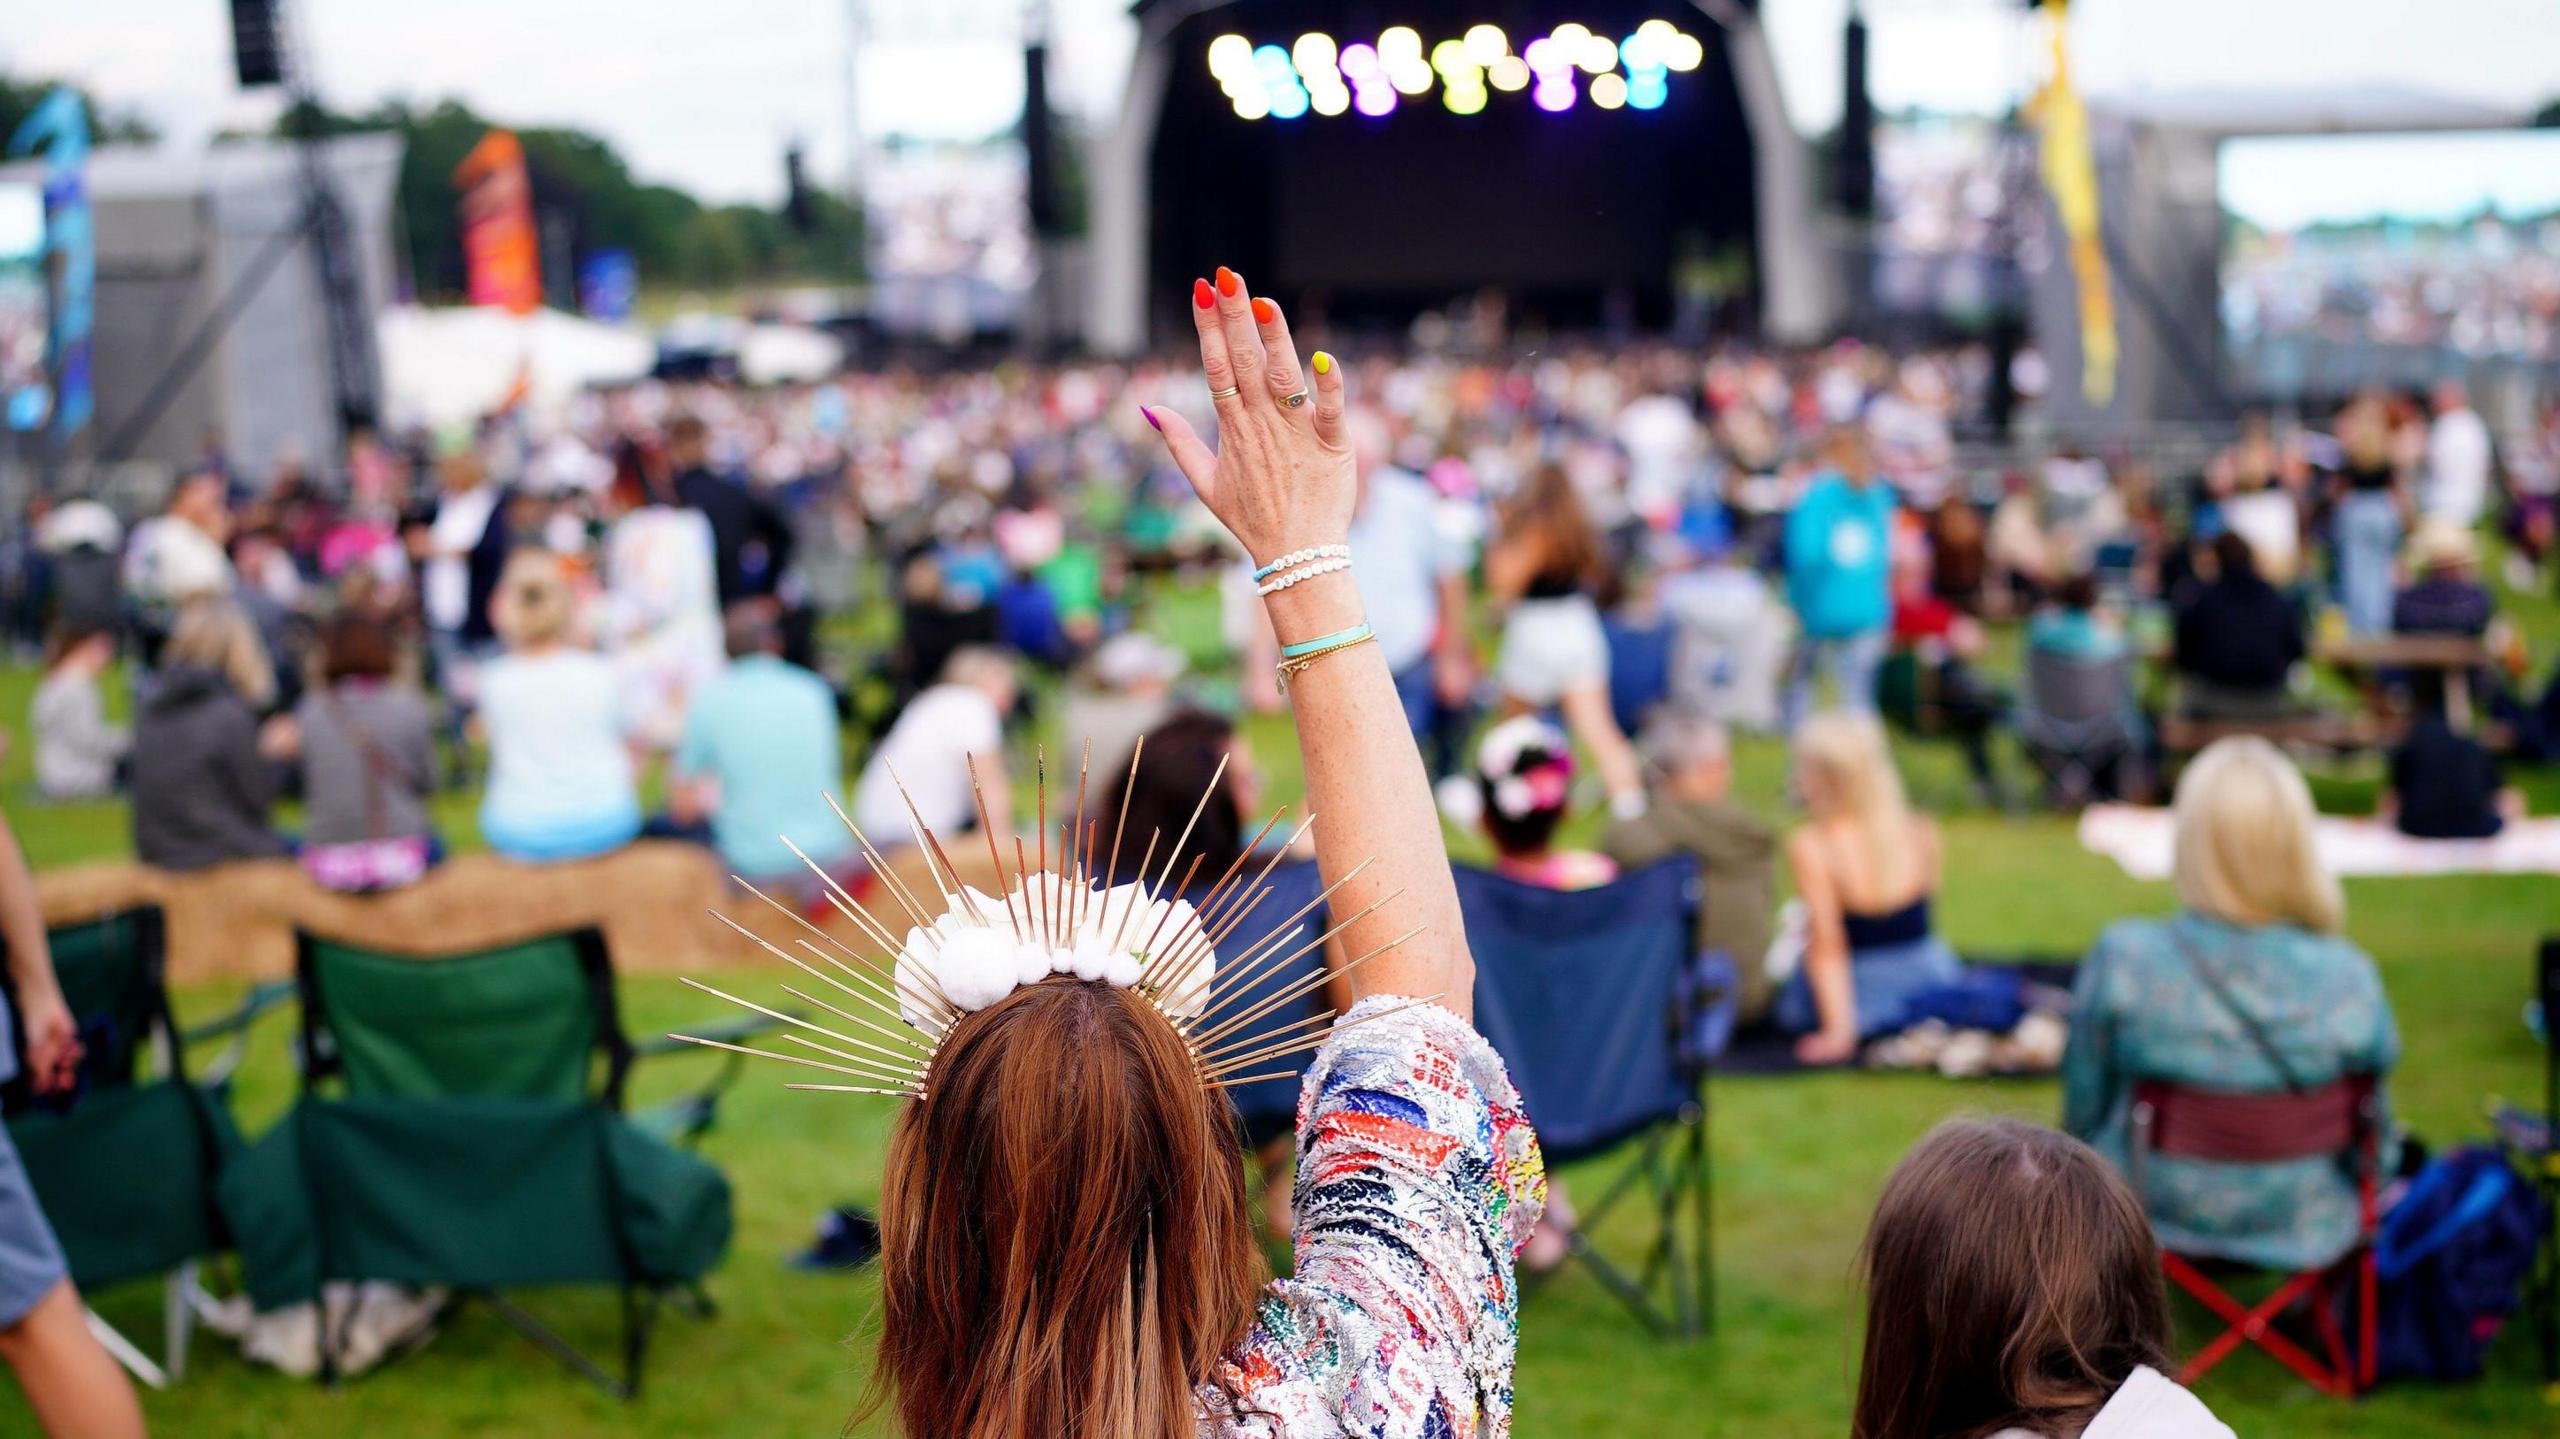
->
[2078, 803, 2560, 882]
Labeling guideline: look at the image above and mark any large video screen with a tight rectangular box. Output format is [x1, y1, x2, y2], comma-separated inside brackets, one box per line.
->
[1870, 113, 2020, 323]
[0, 183, 46, 431]
[2219, 130, 2560, 393]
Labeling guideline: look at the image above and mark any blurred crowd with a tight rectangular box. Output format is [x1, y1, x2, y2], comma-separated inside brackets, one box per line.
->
[5, 336, 2558, 893]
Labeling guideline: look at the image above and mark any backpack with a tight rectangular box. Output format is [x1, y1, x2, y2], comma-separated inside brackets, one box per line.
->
[2369, 1144, 2547, 1382]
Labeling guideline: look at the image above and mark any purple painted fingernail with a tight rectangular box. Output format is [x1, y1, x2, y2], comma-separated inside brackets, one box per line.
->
[1141, 406, 1162, 432]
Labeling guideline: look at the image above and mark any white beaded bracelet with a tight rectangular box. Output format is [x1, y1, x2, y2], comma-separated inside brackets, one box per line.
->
[1255, 556, 1353, 596]
[1251, 544, 1349, 582]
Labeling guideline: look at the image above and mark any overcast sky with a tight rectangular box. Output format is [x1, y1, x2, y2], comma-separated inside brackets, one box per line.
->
[2, 0, 2554, 204]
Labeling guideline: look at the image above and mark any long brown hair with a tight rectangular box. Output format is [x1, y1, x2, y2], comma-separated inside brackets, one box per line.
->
[1854, 1118, 2170, 1439]
[870, 977, 1263, 1438]
[1501, 462, 1600, 584]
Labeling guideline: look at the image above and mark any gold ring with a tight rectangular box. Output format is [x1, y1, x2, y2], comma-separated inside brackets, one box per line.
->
[1279, 390, 1311, 409]
[1208, 384, 1242, 400]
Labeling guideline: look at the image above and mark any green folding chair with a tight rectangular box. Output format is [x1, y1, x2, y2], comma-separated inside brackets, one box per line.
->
[218, 927, 757, 1398]
[0, 906, 290, 1387]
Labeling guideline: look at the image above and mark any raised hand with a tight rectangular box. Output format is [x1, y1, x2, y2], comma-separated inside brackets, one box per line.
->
[1143, 266, 1353, 568]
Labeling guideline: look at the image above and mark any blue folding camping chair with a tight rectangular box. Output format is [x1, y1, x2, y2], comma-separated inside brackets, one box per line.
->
[1458, 856, 1714, 1336]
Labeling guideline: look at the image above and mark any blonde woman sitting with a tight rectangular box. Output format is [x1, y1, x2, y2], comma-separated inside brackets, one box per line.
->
[476, 552, 642, 863]
[2061, 737, 2398, 1271]
[1777, 711, 1962, 1065]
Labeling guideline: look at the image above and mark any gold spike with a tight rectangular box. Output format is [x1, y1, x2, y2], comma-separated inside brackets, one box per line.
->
[1163, 859, 1379, 1017]
[1035, 746, 1051, 946]
[964, 755, 1026, 941]
[816, 796, 946, 943]
[1193, 1004, 1341, 1063]
[677, 975, 924, 1055]
[1100, 735, 1145, 902]
[1197, 813, 1315, 929]
[1108, 829, 1162, 954]
[709, 901, 957, 1029]
[1068, 740, 1093, 932]
[1143, 752, 1230, 919]
[1132, 852, 1209, 986]
[784, 1082, 923, 1098]
[877, 766, 992, 927]
[668, 1032, 914, 1085]
[1186, 923, 1422, 1050]
[776, 1033, 929, 1085]
[720, 881, 955, 1025]
[1200, 994, 1445, 1075]
[776, 926, 952, 1035]
[1203, 1070, 1296, 1092]
[776, 977, 941, 1062]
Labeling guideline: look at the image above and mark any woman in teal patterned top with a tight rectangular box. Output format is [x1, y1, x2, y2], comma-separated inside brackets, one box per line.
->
[2060, 737, 2399, 1270]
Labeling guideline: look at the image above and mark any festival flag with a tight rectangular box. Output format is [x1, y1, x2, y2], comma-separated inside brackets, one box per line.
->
[452, 129, 542, 314]
[2028, 0, 2116, 407]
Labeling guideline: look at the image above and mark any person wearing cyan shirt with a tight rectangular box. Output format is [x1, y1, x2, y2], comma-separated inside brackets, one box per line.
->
[851, 646, 1017, 849]
[1782, 426, 1895, 729]
[671, 604, 854, 885]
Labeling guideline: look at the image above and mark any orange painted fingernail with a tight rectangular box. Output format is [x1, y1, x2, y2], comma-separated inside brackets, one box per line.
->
[1216, 266, 1239, 297]
[1251, 297, 1276, 325]
[1193, 278, 1214, 308]
[1312, 351, 1333, 376]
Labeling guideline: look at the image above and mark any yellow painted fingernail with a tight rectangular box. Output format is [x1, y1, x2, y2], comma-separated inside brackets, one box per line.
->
[1312, 351, 1333, 376]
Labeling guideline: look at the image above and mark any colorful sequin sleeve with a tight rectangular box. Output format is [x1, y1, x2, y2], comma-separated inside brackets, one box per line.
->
[1201, 995, 1547, 1438]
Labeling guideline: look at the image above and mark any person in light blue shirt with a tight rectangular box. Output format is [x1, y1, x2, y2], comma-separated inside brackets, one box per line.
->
[1341, 411, 1475, 777]
[670, 604, 854, 882]
[1782, 427, 1896, 728]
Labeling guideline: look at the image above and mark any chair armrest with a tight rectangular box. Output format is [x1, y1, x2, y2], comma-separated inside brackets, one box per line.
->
[633, 1009, 788, 1060]
[180, 980, 296, 1049]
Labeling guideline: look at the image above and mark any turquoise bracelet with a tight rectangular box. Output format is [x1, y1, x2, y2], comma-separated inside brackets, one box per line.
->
[1278, 622, 1374, 659]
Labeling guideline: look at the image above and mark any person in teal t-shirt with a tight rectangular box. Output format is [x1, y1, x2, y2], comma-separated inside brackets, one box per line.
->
[671, 605, 854, 882]
[1782, 428, 1896, 728]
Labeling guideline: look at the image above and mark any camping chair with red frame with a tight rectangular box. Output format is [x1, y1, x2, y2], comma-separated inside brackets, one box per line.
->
[2129, 1073, 2384, 1398]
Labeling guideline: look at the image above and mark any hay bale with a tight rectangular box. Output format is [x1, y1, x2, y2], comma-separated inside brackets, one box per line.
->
[32, 839, 1018, 982]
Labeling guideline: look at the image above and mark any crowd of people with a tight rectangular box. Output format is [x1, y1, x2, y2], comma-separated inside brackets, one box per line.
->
[0, 305, 2551, 1433]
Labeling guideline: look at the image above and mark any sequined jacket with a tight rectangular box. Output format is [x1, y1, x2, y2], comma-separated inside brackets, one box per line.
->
[1199, 996, 1548, 1437]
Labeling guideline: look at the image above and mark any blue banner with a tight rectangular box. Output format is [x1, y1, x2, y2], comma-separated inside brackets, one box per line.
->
[6, 88, 92, 440]
[578, 248, 637, 323]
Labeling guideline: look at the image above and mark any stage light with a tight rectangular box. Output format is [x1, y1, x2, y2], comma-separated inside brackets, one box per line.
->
[1208, 33, 1253, 79]
[1388, 60, 1433, 96]
[1488, 55, 1530, 91]
[1339, 42, 1379, 79]
[1666, 33, 1704, 72]
[1254, 44, 1292, 76]
[1445, 84, 1487, 116]
[1628, 74, 1668, 110]
[1293, 32, 1338, 77]
[1354, 82, 1397, 117]
[1463, 24, 1508, 64]
[1269, 86, 1309, 120]
[1309, 84, 1351, 116]
[1378, 25, 1423, 65]
[1233, 89, 1271, 120]
[1591, 73, 1628, 109]
[1534, 77, 1576, 113]
[1430, 38, 1469, 75]
[1552, 22, 1591, 50]
[1578, 35, 1618, 73]
[1522, 37, 1563, 74]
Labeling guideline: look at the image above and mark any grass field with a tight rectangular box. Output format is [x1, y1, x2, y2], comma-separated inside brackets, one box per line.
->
[1, 562, 2556, 1436]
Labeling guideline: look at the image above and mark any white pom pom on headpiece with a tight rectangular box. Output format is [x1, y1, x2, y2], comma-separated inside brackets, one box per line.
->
[673, 739, 1432, 1102]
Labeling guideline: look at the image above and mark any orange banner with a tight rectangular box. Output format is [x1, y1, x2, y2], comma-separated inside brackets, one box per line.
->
[453, 129, 541, 314]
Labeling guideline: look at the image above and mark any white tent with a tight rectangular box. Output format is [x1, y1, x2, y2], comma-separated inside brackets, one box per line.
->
[377, 304, 652, 432]
[737, 323, 844, 385]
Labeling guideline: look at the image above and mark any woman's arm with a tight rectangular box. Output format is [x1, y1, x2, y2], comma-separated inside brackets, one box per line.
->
[1786, 828, 1858, 1061]
[1147, 269, 1470, 1016]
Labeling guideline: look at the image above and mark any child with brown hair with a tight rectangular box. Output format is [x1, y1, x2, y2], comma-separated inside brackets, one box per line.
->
[1854, 1117, 2232, 1439]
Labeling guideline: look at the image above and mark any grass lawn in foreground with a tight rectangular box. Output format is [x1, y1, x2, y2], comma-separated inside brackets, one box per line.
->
[1, 560, 2555, 1435]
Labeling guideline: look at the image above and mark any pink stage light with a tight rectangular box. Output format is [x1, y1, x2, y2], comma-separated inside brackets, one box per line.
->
[1354, 83, 1397, 117]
